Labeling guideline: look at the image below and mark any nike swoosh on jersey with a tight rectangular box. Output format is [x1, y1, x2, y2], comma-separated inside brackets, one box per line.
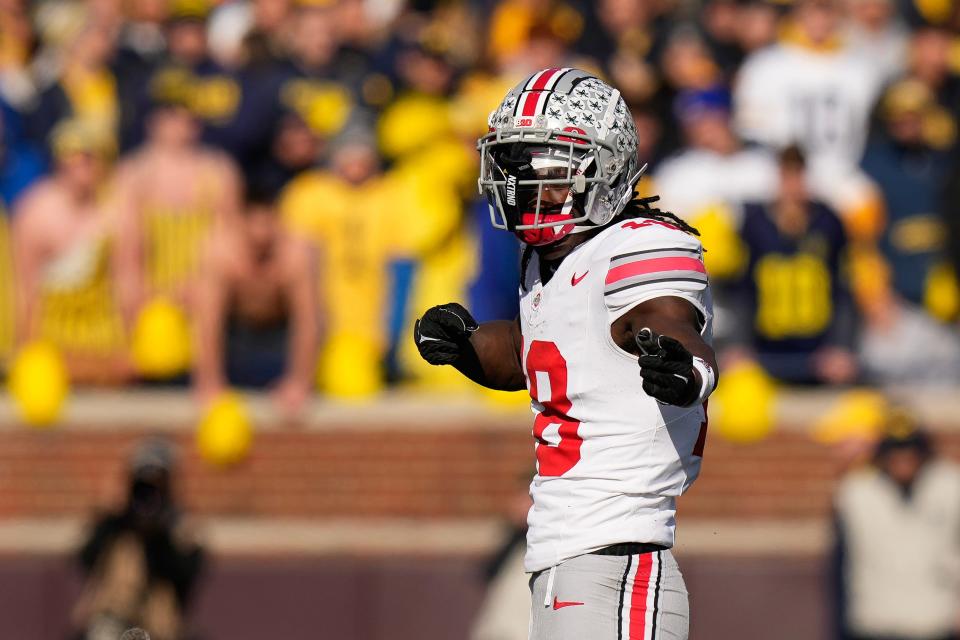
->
[571, 271, 589, 286]
[418, 334, 444, 344]
[552, 597, 585, 610]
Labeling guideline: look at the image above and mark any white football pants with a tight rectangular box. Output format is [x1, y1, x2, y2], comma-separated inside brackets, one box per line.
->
[529, 549, 689, 640]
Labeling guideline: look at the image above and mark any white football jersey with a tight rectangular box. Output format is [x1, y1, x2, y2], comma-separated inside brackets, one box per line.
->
[519, 219, 713, 573]
[734, 43, 882, 167]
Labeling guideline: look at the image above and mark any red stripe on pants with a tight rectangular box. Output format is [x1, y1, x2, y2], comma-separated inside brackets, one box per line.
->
[629, 552, 653, 639]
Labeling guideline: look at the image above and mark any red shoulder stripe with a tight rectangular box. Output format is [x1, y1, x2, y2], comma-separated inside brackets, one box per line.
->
[606, 256, 706, 286]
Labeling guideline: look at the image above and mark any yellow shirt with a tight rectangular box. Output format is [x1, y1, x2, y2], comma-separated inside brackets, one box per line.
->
[141, 171, 221, 297]
[61, 65, 118, 152]
[386, 140, 480, 390]
[280, 171, 396, 396]
[38, 235, 125, 356]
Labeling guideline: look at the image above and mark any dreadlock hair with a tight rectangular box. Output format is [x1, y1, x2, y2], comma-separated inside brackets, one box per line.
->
[519, 192, 699, 290]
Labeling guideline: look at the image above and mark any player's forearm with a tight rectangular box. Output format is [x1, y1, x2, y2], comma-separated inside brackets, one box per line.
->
[620, 297, 719, 405]
[455, 320, 526, 392]
[667, 325, 717, 375]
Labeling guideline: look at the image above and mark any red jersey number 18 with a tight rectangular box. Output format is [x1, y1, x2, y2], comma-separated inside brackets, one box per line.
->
[525, 340, 583, 477]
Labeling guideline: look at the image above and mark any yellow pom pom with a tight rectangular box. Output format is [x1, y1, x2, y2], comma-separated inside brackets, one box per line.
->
[8, 341, 69, 427]
[710, 360, 777, 443]
[924, 262, 960, 323]
[131, 298, 191, 378]
[690, 205, 746, 281]
[318, 333, 383, 399]
[813, 389, 889, 445]
[196, 393, 253, 467]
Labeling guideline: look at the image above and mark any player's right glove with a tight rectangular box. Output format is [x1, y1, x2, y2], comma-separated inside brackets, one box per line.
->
[414, 303, 479, 365]
[635, 327, 699, 406]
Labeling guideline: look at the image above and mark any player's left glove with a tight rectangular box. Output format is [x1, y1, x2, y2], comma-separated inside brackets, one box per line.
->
[635, 328, 699, 407]
[414, 302, 479, 365]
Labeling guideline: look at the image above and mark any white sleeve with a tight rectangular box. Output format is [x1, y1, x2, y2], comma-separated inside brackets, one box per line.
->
[603, 227, 712, 329]
[733, 51, 787, 148]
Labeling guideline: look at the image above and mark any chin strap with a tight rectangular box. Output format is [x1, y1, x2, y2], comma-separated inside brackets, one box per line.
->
[616, 163, 648, 211]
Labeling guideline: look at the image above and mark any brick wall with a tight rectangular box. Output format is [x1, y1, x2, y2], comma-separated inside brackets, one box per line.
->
[2, 422, 958, 520]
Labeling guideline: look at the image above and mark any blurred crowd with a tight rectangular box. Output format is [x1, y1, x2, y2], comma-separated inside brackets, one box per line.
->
[2, 0, 960, 411]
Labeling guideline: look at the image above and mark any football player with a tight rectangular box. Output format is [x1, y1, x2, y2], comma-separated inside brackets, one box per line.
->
[414, 68, 717, 639]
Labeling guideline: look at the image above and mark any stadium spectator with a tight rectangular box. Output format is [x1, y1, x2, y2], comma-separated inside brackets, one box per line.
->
[333, 0, 399, 110]
[727, 146, 858, 385]
[659, 24, 723, 94]
[29, 6, 118, 154]
[193, 184, 319, 416]
[642, 25, 724, 157]
[572, 0, 659, 105]
[906, 26, 960, 116]
[699, 0, 747, 76]
[832, 414, 960, 640]
[12, 118, 128, 383]
[860, 79, 957, 317]
[247, 111, 322, 196]
[377, 29, 460, 162]
[488, 0, 584, 70]
[858, 296, 960, 385]
[280, 132, 394, 397]
[163, 0, 211, 69]
[653, 87, 777, 225]
[271, 1, 371, 148]
[0, 99, 46, 209]
[736, 0, 781, 55]
[145, 0, 265, 164]
[943, 155, 960, 294]
[111, 0, 169, 152]
[72, 438, 205, 640]
[844, 0, 909, 83]
[734, 0, 883, 220]
[0, 0, 37, 109]
[110, 91, 240, 325]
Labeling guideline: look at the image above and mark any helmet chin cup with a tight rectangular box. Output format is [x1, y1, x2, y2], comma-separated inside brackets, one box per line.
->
[516, 224, 574, 246]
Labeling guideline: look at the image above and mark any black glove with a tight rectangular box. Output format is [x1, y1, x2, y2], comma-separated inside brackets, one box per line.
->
[414, 303, 479, 365]
[636, 328, 699, 406]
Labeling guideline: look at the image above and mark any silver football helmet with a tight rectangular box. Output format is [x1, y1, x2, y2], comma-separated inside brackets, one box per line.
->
[478, 68, 644, 246]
